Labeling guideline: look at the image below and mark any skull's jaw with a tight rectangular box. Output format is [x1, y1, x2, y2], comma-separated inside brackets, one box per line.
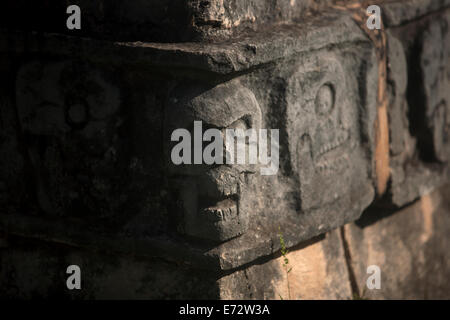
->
[198, 197, 246, 242]
[183, 191, 247, 243]
[172, 167, 248, 243]
[297, 127, 357, 211]
[313, 128, 352, 173]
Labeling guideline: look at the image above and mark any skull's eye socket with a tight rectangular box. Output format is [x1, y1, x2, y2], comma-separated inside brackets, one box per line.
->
[315, 83, 335, 116]
[227, 117, 251, 131]
[225, 118, 252, 145]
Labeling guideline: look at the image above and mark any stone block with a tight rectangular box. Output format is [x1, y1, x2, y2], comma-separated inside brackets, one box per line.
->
[382, 0, 450, 27]
[0, 0, 331, 42]
[218, 229, 352, 300]
[344, 185, 450, 299]
[0, 54, 30, 216]
[0, 236, 219, 299]
[0, 12, 379, 271]
[385, 9, 450, 207]
[1, 0, 450, 300]
[13, 58, 168, 237]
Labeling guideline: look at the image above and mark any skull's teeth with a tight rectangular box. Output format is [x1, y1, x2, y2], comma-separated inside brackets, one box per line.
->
[316, 153, 349, 173]
[203, 199, 238, 222]
[316, 130, 350, 158]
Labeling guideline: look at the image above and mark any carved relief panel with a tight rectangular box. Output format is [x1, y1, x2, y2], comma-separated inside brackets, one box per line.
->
[385, 10, 450, 207]
[286, 50, 376, 218]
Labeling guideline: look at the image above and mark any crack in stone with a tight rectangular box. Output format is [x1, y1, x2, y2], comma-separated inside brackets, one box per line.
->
[339, 226, 360, 298]
[331, 1, 391, 197]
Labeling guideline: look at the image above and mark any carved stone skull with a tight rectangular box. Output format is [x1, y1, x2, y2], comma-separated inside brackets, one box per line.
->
[165, 80, 262, 242]
[286, 52, 370, 211]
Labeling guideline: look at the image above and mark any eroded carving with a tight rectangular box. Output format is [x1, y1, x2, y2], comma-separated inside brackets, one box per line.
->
[165, 80, 262, 242]
[421, 13, 450, 162]
[2, 8, 386, 270]
[16, 60, 124, 217]
[383, 12, 450, 207]
[286, 53, 372, 211]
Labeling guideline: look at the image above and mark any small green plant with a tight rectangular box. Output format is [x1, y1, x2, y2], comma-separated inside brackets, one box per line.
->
[278, 228, 292, 300]
[352, 293, 369, 300]
[352, 288, 369, 300]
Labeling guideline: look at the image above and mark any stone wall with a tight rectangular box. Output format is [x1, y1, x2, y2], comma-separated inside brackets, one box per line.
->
[0, 0, 450, 299]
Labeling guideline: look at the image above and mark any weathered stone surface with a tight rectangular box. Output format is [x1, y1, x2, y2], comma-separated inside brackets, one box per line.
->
[6, 0, 449, 43]
[344, 185, 450, 299]
[1, 1, 191, 42]
[420, 12, 450, 162]
[0, 54, 31, 218]
[219, 230, 352, 300]
[11, 57, 169, 239]
[165, 80, 262, 241]
[1, 0, 450, 299]
[0, 12, 367, 75]
[285, 50, 376, 213]
[0, 0, 332, 43]
[162, 21, 377, 266]
[0, 236, 219, 299]
[0, 10, 378, 271]
[382, 0, 450, 27]
[164, 39, 378, 246]
[385, 9, 450, 207]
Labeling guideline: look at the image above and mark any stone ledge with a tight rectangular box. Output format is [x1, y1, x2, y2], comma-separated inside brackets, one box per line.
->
[1, 12, 366, 75]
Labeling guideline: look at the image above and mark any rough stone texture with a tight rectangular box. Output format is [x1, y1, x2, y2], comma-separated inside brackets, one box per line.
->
[1, 0, 450, 299]
[219, 230, 352, 300]
[219, 184, 450, 300]
[344, 185, 450, 299]
[382, 0, 450, 27]
[385, 8, 450, 207]
[0, 236, 219, 299]
[0, 0, 333, 42]
[3, 183, 449, 299]
[0, 10, 379, 271]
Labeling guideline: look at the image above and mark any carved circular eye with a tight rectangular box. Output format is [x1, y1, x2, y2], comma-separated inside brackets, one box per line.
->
[315, 83, 335, 116]
[68, 103, 87, 123]
[65, 99, 89, 129]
